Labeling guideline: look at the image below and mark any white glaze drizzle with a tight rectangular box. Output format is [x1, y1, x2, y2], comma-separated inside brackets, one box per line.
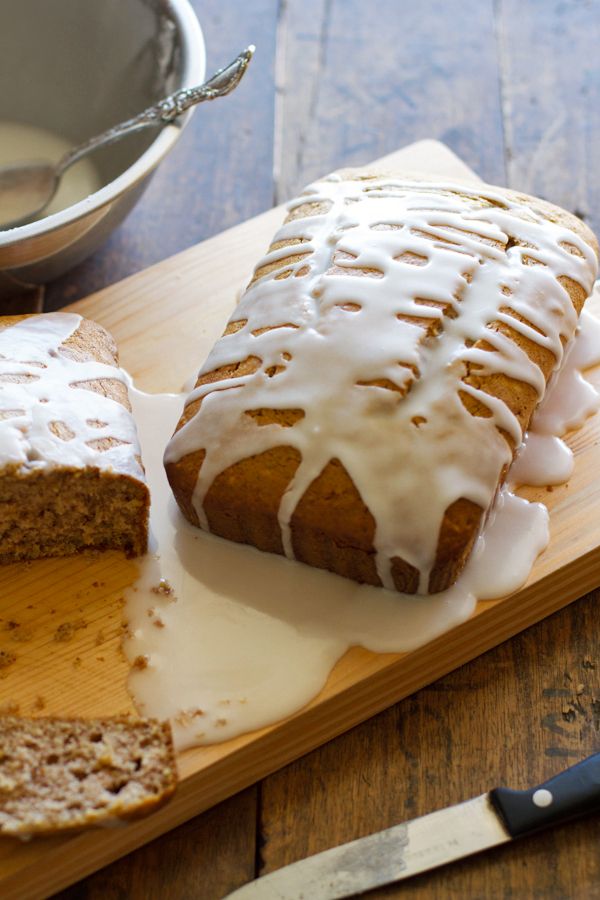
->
[127, 293, 600, 748]
[165, 177, 597, 593]
[0, 314, 143, 479]
[509, 308, 600, 487]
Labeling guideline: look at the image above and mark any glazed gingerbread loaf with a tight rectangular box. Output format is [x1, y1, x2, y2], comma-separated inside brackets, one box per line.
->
[0, 716, 177, 836]
[165, 172, 598, 593]
[0, 313, 149, 562]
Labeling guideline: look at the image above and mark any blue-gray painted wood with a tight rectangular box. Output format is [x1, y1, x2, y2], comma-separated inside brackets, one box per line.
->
[275, 0, 506, 199]
[496, 0, 600, 236]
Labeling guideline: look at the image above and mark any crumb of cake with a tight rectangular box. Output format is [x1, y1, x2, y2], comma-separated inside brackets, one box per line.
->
[146, 607, 166, 627]
[5, 621, 19, 631]
[215, 718, 228, 727]
[8, 625, 34, 643]
[174, 709, 204, 727]
[133, 655, 149, 670]
[151, 579, 175, 598]
[32, 696, 46, 712]
[54, 620, 87, 642]
[0, 650, 17, 671]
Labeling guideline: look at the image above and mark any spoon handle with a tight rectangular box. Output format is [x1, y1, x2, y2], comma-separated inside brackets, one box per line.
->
[56, 45, 255, 176]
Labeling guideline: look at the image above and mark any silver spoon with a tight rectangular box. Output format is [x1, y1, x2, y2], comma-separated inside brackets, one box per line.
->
[0, 45, 255, 230]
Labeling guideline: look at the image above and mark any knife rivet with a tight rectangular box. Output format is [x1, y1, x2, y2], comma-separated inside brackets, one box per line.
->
[532, 789, 553, 808]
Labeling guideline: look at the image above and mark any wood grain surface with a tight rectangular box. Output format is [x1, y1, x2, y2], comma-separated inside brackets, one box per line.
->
[1, 1, 598, 898]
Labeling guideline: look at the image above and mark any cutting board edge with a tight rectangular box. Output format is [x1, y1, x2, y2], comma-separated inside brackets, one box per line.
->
[4, 544, 600, 900]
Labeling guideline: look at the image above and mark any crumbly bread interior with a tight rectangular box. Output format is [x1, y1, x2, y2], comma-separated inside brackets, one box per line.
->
[0, 467, 148, 562]
[166, 174, 599, 593]
[0, 315, 149, 561]
[0, 717, 177, 837]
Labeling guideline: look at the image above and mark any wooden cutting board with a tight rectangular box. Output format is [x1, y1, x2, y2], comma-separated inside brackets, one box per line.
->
[2, 141, 600, 900]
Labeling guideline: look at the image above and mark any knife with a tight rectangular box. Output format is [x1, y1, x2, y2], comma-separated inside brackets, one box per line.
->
[223, 752, 600, 899]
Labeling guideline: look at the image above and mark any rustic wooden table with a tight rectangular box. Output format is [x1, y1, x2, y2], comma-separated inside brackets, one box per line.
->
[43, 0, 600, 897]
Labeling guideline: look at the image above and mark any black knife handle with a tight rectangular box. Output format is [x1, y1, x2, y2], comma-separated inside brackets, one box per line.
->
[489, 752, 600, 838]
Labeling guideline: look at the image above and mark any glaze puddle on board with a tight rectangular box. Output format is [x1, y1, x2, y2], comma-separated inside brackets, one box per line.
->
[123, 301, 600, 750]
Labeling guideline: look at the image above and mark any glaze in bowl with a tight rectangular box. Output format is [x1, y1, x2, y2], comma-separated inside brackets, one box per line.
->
[0, 0, 205, 300]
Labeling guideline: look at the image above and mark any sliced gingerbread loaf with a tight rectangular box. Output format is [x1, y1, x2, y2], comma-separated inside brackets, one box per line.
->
[0, 313, 149, 562]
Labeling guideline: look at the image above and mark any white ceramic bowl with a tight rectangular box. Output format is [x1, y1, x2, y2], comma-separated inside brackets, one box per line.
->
[0, 0, 205, 299]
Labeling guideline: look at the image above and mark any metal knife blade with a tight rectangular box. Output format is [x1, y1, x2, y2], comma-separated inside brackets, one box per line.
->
[223, 752, 600, 899]
[224, 793, 508, 899]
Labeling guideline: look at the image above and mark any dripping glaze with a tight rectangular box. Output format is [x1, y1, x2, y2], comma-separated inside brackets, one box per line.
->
[165, 176, 597, 593]
[0, 314, 142, 478]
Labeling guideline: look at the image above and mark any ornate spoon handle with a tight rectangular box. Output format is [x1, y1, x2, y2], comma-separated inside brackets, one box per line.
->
[57, 45, 255, 176]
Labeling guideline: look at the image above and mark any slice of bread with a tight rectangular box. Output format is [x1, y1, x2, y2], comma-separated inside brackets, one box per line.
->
[0, 716, 177, 837]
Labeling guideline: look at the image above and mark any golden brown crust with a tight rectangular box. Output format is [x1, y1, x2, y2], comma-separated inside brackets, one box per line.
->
[290, 458, 380, 586]
[0, 313, 149, 560]
[166, 175, 598, 593]
[204, 446, 302, 554]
